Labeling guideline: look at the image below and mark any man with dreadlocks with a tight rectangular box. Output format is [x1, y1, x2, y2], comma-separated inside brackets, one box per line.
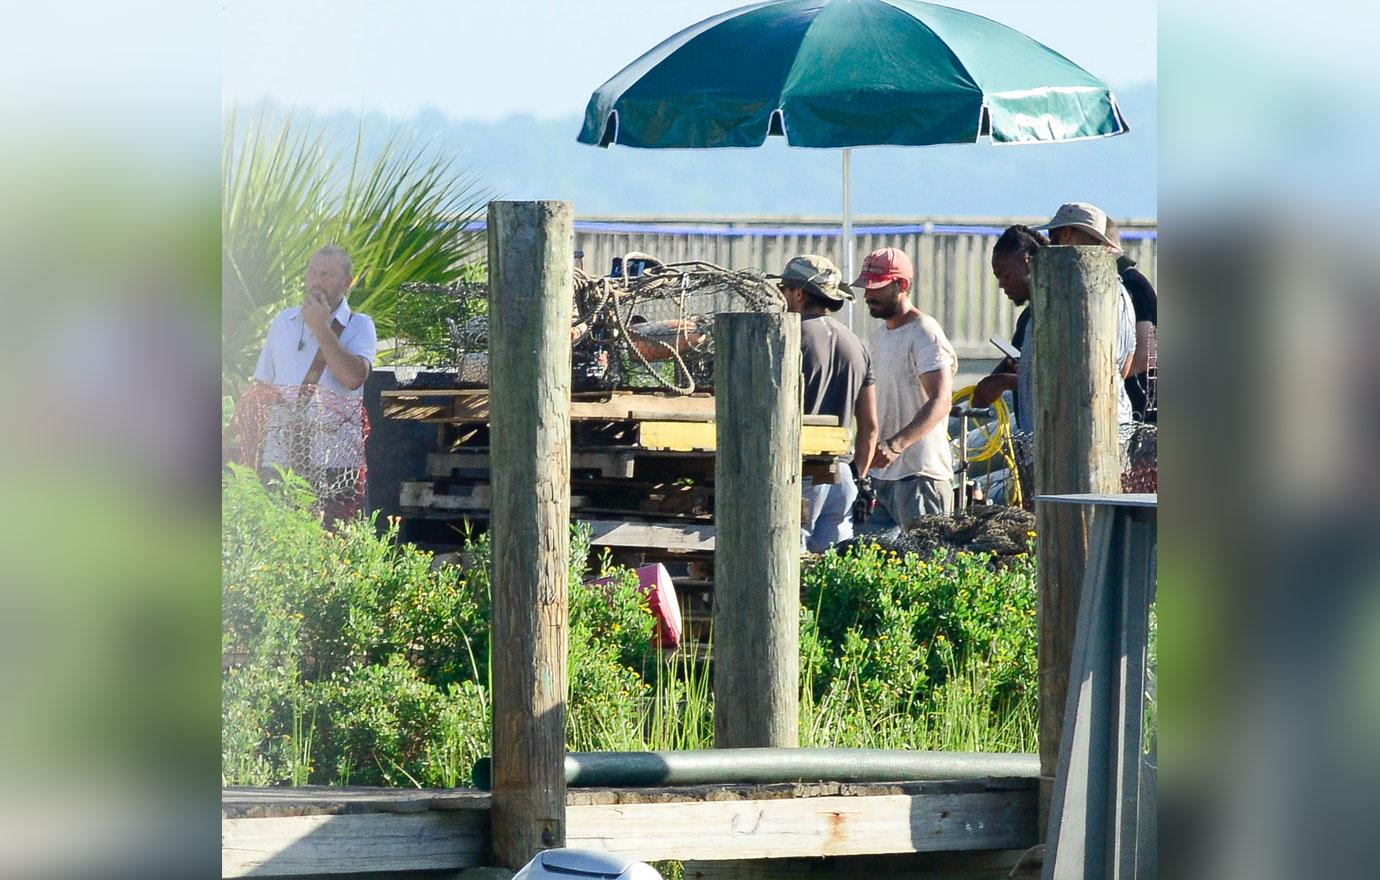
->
[772, 254, 879, 551]
[973, 225, 1045, 428]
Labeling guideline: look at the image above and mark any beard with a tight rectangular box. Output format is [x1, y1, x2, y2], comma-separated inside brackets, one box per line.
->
[867, 297, 899, 319]
[308, 286, 343, 306]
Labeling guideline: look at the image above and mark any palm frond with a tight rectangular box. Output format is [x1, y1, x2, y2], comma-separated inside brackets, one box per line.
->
[222, 107, 490, 393]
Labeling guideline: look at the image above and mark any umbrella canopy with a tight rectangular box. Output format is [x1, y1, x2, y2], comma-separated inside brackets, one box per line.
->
[578, 0, 1127, 149]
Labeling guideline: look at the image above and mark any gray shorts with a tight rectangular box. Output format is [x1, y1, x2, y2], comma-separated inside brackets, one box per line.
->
[859, 474, 953, 539]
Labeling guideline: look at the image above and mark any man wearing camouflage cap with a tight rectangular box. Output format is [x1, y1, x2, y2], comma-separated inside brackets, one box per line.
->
[772, 255, 880, 552]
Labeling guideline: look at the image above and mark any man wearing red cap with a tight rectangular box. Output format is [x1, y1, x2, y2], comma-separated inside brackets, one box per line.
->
[852, 247, 958, 530]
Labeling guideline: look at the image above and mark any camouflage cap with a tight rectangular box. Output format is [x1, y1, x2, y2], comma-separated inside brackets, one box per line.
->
[772, 254, 854, 309]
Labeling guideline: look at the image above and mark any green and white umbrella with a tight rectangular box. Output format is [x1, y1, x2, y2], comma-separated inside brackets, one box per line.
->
[578, 0, 1128, 318]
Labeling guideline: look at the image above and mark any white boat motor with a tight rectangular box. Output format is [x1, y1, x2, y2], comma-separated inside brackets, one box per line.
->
[513, 848, 661, 880]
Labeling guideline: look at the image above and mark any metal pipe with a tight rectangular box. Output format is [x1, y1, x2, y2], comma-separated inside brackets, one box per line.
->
[472, 749, 1038, 790]
[841, 148, 854, 331]
[949, 404, 996, 514]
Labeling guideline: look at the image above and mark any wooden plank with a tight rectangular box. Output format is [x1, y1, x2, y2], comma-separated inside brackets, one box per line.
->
[714, 312, 801, 749]
[402, 482, 592, 512]
[562, 780, 1037, 806]
[402, 481, 489, 505]
[683, 850, 1035, 880]
[636, 420, 711, 452]
[583, 518, 715, 552]
[565, 790, 1036, 861]
[221, 786, 489, 819]
[385, 389, 841, 428]
[640, 421, 848, 456]
[221, 811, 489, 877]
[221, 782, 1036, 876]
[428, 451, 637, 479]
[487, 199, 572, 867]
[431, 450, 834, 482]
[400, 482, 481, 511]
[381, 396, 455, 421]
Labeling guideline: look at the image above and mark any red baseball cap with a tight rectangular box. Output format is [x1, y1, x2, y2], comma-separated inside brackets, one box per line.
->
[852, 247, 914, 289]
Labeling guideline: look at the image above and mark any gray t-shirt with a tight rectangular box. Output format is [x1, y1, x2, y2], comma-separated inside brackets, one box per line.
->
[800, 315, 873, 459]
[867, 312, 958, 483]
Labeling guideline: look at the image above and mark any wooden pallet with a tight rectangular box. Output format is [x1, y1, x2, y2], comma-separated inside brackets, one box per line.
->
[384, 388, 842, 427]
[386, 390, 847, 648]
[383, 389, 851, 456]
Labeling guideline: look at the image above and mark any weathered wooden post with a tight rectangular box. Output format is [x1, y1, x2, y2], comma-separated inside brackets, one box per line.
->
[1030, 245, 1123, 831]
[712, 311, 802, 748]
[488, 200, 573, 868]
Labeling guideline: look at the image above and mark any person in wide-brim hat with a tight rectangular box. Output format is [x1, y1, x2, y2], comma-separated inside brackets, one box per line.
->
[1038, 201, 1118, 248]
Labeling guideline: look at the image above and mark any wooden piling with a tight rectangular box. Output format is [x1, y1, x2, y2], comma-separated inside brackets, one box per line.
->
[712, 311, 802, 748]
[487, 200, 574, 868]
[1030, 245, 1124, 832]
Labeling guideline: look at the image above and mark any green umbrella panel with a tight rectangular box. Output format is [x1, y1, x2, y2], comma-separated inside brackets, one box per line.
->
[578, 0, 1127, 149]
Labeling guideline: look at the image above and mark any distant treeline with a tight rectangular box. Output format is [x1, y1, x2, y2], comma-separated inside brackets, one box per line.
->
[239, 81, 1157, 218]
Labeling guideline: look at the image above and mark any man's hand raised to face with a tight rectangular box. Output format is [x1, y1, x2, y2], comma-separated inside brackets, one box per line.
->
[303, 290, 333, 336]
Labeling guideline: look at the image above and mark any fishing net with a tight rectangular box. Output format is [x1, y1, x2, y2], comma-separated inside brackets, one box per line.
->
[393, 254, 782, 394]
[1121, 422, 1158, 493]
[988, 421, 1156, 508]
[223, 383, 371, 522]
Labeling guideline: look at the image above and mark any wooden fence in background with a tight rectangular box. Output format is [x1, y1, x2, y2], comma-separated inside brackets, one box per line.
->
[581, 216, 1156, 359]
[458, 215, 1157, 360]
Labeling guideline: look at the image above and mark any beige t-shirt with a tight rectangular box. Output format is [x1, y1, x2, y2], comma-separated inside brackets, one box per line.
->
[867, 312, 958, 483]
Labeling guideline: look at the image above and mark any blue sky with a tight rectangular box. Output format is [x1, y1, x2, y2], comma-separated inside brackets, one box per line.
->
[222, 0, 1157, 122]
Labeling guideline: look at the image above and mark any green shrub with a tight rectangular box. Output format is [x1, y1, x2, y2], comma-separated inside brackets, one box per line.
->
[567, 556, 657, 752]
[222, 465, 493, 786]
[800, 542, 1038, 751]
[222, 466, 1040, 787]
[222, 468, 658, 786]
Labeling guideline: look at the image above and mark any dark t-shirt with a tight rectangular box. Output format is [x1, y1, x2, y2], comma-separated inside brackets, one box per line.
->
[1007, 306, 1032, 420]
[800, 314, 873, 442]
[1119, 258, 1157, 326]
[1118, 256, 1158, 421]
[1011, 306, 1031, 352]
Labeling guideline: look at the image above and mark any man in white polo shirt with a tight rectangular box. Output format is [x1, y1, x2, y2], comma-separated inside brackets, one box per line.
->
[251, 245, 377, 521]
[852, 247, 958, 533]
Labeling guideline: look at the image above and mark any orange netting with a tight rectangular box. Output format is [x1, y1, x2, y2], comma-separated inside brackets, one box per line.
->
[223, 383, 371, 522]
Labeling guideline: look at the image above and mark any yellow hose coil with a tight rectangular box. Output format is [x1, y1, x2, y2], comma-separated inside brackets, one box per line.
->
[951, 384, 1011, 463]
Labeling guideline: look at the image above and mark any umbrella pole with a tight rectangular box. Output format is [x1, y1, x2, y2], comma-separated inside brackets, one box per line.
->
[841, 148, 854, 330]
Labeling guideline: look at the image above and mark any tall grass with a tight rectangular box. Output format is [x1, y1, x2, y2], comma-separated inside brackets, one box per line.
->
[571, 611, 1036, 756]
[642, 647, 715, 751]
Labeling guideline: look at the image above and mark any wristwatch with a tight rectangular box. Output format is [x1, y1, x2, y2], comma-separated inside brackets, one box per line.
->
[883, 438, 901, 456]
